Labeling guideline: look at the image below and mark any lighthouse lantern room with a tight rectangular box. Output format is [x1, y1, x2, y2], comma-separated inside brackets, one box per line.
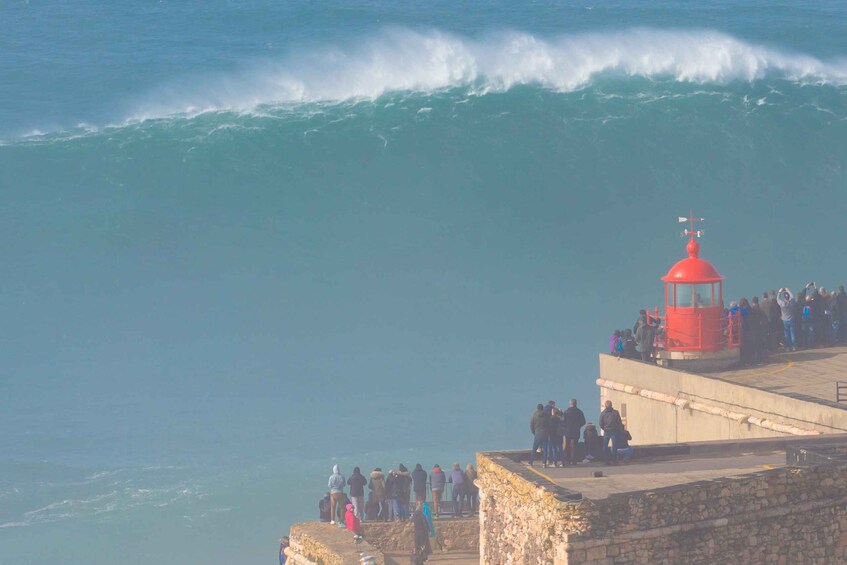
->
[653, 215, 741, 371]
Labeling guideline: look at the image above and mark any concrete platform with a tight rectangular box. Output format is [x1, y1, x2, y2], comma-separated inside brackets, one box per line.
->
[384, 552, 478, 564]
[523, 451, 785, 500]
[712, 346, 847, 406]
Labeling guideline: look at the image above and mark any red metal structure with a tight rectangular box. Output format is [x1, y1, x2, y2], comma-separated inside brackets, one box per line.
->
[657, 215, 740, 355]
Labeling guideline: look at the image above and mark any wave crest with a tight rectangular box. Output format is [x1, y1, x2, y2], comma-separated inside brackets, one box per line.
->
[130, 27, 847, 121]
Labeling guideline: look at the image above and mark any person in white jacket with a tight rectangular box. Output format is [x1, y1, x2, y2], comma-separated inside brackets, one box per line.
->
[777, 288, 797, 351]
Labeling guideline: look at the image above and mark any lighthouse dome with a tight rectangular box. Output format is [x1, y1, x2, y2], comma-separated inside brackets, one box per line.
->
[661, 238, 724, 284]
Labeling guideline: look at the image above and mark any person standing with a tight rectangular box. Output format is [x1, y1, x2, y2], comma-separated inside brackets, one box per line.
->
[385, 469, 401, 521]
[411, 464, 428, 507]
[347, 467, 367, 521]
[368, 468, 387, 521]
[562, 399, 586, 465]
[529, 403, 550, 467]
[599, 401, 624, 465]
[327, 465, 346, 524]
[429, 464, 446, 517]
[397, 464, 412, 520]
[413, 508, 432, 564]
[549, 408, 564, 467]
[777, 288, 797, 352]
[635, 320, 656, 363]
[464, 464, 479, 515]
[448, 463, 467, 518]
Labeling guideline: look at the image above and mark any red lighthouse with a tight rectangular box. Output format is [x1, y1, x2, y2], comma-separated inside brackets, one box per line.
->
[653, 215, 741, 371]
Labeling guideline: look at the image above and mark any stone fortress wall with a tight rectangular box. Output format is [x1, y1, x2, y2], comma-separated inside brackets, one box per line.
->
[286, 519, 479, 564]
[477, 437, 847, 565]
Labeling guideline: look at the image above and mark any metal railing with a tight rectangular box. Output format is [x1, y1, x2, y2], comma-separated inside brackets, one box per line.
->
[646, 308, 742, 352]
[837, 382, 847, 403]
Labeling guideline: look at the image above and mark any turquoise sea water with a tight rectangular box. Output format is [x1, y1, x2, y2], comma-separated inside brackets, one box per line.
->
[2, 1, 846, 563]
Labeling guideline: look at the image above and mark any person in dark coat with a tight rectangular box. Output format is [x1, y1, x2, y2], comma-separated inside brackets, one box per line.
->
[319, 492, 331, 522]
[347, 467, 368, 521]
[549, 408, 564, 467]
[582, 423, 600, 461]
[411, 464, 428, 506]
[385, 470, 402, 521]
[635, 321, 656, 363]
[599, 400, 624, 465]
[562, 399, 586, 465]
[622, 329, 638, 359]
[633, 309, 647, 334]
[413, 509, 432, 563]
[529, 404, 550, 467]
[397, 464, 412, 520]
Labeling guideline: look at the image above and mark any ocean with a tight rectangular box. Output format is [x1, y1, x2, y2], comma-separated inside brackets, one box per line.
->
[1, 1, 846, 563]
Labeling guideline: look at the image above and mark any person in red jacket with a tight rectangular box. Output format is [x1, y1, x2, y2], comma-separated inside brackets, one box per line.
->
[345, 503, 361, 535]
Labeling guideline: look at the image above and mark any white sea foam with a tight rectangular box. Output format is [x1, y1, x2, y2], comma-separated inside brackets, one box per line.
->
[127, 27, 847, 123]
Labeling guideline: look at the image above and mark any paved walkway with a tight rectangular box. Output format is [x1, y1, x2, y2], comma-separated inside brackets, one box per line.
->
[384, 552, 478, 564]
[525, 451, 785, 499]
[713, 346, 847, 405]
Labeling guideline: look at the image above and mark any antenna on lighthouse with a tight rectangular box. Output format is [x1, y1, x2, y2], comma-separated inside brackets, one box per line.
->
[678, 212, 704, 239]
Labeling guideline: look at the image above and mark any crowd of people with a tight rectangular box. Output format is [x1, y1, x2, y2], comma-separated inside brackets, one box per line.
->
[322, 461, 479, 527]
[609, 284, 847, 366]
[529, 399, 633, 467]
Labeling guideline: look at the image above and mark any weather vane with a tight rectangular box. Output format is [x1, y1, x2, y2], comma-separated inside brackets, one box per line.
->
[678, 210, 704, 239]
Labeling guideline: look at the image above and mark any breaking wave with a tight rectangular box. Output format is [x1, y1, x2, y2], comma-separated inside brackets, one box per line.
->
[129, 27, 847, 122]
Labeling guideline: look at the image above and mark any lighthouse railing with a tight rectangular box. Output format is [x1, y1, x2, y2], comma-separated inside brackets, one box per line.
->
[652, 309, 742, 352]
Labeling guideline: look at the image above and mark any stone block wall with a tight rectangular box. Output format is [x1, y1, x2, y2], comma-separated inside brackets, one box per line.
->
[565, 463, 847, 564]
[363, 519, 478, 553]
[478, 443, 847, 565]
[476, 451, 592, 564]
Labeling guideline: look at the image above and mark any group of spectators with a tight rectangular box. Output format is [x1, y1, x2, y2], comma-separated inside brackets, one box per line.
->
[529, 399, 634, 467]
[735, 283, 847, 363]
[323, 461, 479, 526]
[609, 310, 659, 363]
[610, 284, 847, 366]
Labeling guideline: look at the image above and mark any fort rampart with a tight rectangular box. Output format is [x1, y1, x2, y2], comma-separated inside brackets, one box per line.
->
[477, 437, 847, 564]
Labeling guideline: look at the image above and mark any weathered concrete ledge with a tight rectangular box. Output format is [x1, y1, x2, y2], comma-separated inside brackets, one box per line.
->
[287, 519, 479, 564]
[288, 522, 384, 565]
[599, 354, 847, 444]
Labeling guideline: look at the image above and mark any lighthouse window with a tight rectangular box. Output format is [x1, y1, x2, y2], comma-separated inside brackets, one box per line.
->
[675, 284, 713, 308]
